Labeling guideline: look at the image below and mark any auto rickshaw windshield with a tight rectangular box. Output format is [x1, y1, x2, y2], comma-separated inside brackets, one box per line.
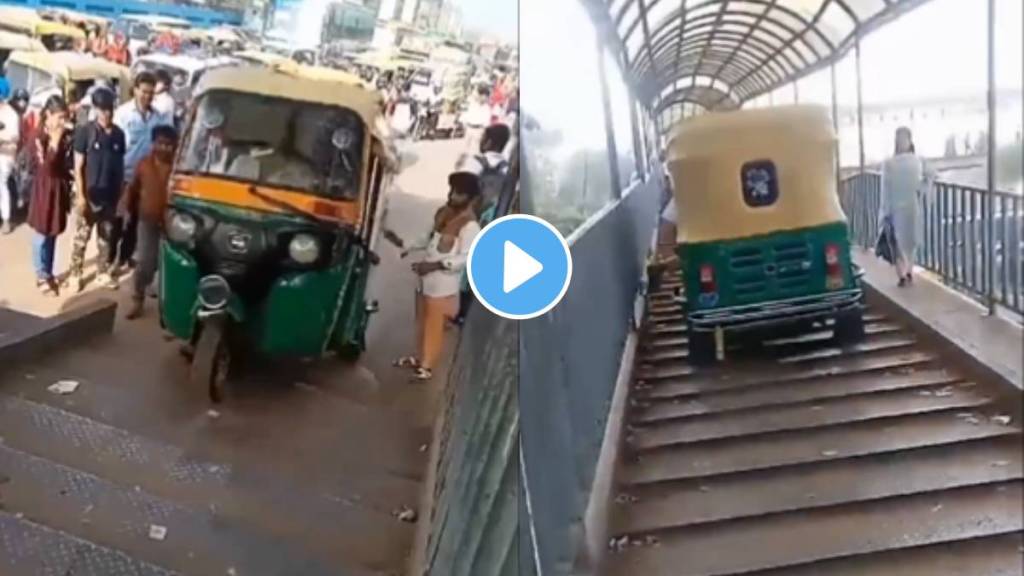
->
[179, 91, 366, 200]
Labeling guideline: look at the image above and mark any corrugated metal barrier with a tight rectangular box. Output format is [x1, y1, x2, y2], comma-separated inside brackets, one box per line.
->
[519, 178, 661, 575]
[419, 148, 521, 576]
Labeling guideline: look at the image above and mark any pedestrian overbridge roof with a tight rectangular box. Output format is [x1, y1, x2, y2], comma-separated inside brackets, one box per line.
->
[597, 0, 931, 114]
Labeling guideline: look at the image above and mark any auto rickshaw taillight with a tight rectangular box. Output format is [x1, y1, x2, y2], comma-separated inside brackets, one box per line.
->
[700, 264, 717, 293]
[825, 244, 840, 266]
[825, 244, 844, 289]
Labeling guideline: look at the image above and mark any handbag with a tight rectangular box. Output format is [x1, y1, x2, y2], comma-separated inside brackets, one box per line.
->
[875, 216, 899, 265]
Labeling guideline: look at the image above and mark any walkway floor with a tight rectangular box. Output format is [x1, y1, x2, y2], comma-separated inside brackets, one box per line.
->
[854, 249, 1022, 390]
[0, 138, 465, 575]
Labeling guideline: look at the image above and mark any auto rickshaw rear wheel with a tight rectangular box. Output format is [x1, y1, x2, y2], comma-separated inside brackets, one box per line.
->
[688, 325, 716, 366]
[192, 321, 231, 403]
[833, 311, 866, 345]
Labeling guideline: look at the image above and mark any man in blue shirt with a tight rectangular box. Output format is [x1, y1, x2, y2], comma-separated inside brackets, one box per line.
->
[111, 71, 172, 273]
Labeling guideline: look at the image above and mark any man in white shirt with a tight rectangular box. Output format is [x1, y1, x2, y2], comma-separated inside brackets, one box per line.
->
[152, 69, 177, 121]
[0, 83, 20, 234]
[112, 71, 173, 270]
[461, 89, 490, 151]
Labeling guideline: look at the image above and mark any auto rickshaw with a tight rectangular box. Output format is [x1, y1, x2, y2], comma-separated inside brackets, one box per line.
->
[3, 50, 131, 111]
[666, 105, 865, 365]
[161, 66, 397, 402]
[0, 6, 85, 51]
[0, 30, 44, 68]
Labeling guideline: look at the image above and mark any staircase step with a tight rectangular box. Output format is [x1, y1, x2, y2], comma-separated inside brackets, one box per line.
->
[0, 510, 177, 576]
[0, 395, 400, 573]
[0, 442, 346, 576]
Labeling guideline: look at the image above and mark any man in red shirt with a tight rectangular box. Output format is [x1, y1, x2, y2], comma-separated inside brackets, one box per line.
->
[105, 33, 131, 66]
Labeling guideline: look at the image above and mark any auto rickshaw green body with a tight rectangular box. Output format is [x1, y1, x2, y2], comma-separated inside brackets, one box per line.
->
[160, 200, 374, 358]
[159, 66, 394, 400]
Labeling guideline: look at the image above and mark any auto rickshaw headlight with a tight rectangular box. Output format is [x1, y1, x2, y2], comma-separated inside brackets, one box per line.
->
[197, 275, 230, 310]
[168, 211, 198, 244]
[289, 233, 321, 265]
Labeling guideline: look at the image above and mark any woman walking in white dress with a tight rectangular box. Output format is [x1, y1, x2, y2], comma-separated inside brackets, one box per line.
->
[880, 126, 934, 287]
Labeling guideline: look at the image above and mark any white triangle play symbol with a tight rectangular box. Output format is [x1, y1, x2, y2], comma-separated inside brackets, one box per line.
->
[503, 241, 544, 293]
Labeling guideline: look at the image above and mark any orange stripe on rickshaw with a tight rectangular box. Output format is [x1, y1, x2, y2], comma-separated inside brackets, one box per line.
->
[170, 175, 361, 225]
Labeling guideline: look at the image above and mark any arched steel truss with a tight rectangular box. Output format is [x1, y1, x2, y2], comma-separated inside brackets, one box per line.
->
[587, 0, 933, 114]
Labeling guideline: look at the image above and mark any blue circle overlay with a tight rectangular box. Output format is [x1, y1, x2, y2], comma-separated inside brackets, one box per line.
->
[467, 215, 573, 320]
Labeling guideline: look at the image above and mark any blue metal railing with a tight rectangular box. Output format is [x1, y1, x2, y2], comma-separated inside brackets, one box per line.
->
[0, 0, 242, 27]
[840, 172, 1023, 315]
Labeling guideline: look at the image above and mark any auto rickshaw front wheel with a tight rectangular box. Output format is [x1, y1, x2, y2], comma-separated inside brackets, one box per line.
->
[191, 319, 231, 403]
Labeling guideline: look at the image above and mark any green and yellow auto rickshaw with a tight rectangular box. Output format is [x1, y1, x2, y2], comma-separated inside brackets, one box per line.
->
[161, 65, 396, 401]
[666, 105, 865, 365]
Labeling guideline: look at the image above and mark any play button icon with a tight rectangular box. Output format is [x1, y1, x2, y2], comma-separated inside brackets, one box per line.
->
[467, 214, 573, 320]
[503, 241, 543, 293]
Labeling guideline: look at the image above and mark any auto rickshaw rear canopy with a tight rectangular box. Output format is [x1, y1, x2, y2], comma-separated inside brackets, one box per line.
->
[0, 30, 46, 52]
[666, 104, 845, 243]
[0, 6, 87, 40]
[599, 0, 930, 113]
[6, 50, 131, 94]
[193, 66, 385, 136]
[291, 64, 371, 90]
[233, 50, 298, 70]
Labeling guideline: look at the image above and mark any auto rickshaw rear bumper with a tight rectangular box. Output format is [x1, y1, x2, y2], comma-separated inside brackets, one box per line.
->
[688, 288, 864, 333]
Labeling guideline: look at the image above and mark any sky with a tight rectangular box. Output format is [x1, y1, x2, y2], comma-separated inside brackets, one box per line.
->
[452, 0, 517, 44]
[759, 0, 1023, 106]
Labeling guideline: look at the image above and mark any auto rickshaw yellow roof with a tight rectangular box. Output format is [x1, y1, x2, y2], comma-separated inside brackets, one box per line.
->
[194, 65, 384, 131]
[667, 105, 836, 157]
[0, 7, 87, 39]
[665, 104, 846, 244]
[6, 50, 131, 82]
[233, 50, 296, 69]
[0, 30, 46, 52]
[41, 8, 110, 29]
[291, 64, 369, 88]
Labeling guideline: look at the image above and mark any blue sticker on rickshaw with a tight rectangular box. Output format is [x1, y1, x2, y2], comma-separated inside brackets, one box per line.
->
[698, 292, 719, 307]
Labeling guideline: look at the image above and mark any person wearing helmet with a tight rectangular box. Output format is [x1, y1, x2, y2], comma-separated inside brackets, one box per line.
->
[67, 86, 126, 292]
[9, 88, 30, 117]
[0, 78, 20, 234]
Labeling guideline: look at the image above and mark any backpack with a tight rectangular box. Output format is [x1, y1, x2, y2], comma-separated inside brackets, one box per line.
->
[476, 153, 508, 210]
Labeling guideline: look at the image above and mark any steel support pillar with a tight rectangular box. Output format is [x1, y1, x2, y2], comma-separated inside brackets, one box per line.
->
[985, 0, 997, 314]
[597, 36, 622, 199]
[831, 63, 841, 197]
[855, 33, 866, 174]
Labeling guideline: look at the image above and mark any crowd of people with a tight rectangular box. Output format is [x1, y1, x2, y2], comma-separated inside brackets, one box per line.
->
[383, 67, 518, 146]
[40, 16, 135, 66]
[0, 71, 176, 320]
